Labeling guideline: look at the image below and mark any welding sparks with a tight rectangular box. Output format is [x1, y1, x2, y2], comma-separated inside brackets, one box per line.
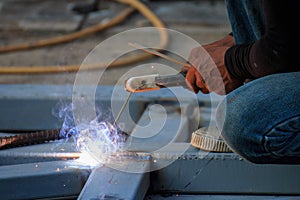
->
[53, 102, 126, 165]
[75, 120, 126, 163]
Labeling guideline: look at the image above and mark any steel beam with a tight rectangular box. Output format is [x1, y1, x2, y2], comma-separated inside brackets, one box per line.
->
[0, 160, 91, 200]
[0, 135, 80, 166]
[150, 145, 300, 195]
[146, 194, 300, 200]
[124, 104, 192, 152]
[78, 157, 150, 200]
[0, 85, 146, 131]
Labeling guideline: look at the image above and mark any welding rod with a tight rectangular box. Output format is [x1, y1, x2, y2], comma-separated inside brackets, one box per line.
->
[128, 43, 191, 68]
[113, 92, 133, 126]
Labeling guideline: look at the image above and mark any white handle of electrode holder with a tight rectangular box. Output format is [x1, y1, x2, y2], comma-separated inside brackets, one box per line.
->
[125, 74, 161, 93]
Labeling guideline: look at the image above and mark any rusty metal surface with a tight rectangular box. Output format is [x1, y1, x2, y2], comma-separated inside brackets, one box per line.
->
[0, 129, 61, 149]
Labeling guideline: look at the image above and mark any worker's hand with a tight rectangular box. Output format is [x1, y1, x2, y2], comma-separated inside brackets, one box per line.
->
[181, 65, 209, 94]
[184, 35, 244, 95]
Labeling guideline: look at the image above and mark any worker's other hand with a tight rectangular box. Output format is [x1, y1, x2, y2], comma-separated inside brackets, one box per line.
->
[184, 35, 244, 95]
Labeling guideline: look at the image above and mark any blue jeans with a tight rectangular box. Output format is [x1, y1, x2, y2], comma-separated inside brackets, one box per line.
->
[225, 0, 265, 44]
[216, 72, 300, 164]
[216, 1, 300, 164]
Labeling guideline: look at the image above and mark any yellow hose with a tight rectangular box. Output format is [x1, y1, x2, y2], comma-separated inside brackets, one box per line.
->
[0, 0, 168, 74]
[0, 7, 135, 53]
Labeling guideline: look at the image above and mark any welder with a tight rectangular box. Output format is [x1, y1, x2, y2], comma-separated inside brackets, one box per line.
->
[184, 0, 300, 164]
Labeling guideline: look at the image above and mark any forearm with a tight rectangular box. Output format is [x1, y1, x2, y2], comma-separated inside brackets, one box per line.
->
[207, 33, 234, 47]
[224, 0, 300, 80]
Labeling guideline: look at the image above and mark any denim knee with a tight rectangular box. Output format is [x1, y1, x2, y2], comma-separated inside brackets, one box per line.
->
[264, 116, 300, 158]
[216, 72, 300, 164]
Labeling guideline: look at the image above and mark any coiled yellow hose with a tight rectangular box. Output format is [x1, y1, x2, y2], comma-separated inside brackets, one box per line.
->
[0, 0, 168, 74]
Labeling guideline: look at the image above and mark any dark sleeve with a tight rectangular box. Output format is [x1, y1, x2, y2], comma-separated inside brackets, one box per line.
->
[225, 0, 300, 81]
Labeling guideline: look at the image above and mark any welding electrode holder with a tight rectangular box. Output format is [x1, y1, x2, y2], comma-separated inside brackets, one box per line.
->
[125, 71, 187, 93]
[155, 71, 187, 88]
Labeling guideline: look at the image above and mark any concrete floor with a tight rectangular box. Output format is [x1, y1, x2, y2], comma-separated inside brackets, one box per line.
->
[0, 0, 231, 85]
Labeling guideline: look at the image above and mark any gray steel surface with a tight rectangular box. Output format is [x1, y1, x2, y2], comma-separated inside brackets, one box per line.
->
[145, 194, 300, 200]
[0, 160, 91, 200]
[0, 85, 147, 131]
[150, 146, 300, 195]
[0, 139, 80, 166]
[78, 158, 150, 200]
[0, 85, 299, 199]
